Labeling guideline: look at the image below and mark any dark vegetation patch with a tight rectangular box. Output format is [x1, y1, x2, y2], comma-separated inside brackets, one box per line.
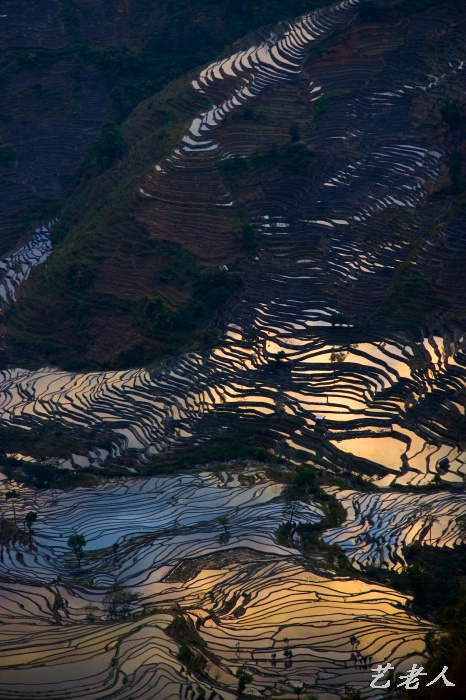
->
[0, 457, 97, 490]
[274, 466, 353, 570]
[361, 542, 466, 698]
[3, 78, 231, 370]
[0, 423, 88, 461]
[407, 592, 466, 700]
[0, 451, 133, 489]
[0, 423, 130, 488]
[376, 263, 443, 326]
[365, 543, 466, 622]
[394, 0, 452, 19]
[167, 611, 219, 677]
[218, 140, 316, 192]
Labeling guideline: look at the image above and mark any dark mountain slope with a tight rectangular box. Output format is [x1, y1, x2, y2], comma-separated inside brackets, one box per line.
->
[0, 0, 334, 257]
[3, 0, 465, 373]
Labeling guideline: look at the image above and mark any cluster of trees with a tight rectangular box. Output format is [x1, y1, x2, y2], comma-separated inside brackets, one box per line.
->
[142, 268, 242, 334]
[64, 258, 95, 291]
[104, 584, 141, 621]
[66, 534, 141, 621]
[218, 136, 315, 189]
[440, 99, 464, 130]
[90, 121, 126, 171]
[406, 592, 466, 699]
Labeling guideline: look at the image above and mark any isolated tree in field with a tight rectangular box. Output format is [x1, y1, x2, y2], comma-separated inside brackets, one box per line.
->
[456, 515, 466, 541]
[5, 490, 19, 525]
[67, 533, 86, 568]
[24, 511, 37, 535]
[235, 667, 253, 695]
[343, 685, 362, 700]
[218, 514, 229, 532]
[24, 511, 37, 549]
[104, 583, 141, 621]
[293, 686, 304, 699]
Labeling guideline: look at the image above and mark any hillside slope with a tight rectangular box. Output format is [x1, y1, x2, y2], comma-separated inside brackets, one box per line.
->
[0, 0, 332, 257]
[3, 0, 466, 373]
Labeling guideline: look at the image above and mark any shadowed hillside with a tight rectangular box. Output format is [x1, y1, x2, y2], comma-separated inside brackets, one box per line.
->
[0, 1, 335, 255]
[3, 0, 465, 374]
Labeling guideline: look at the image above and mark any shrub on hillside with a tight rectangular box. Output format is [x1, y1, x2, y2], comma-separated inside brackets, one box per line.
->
[91, 122, 126, 170]
[440, 99, 464, 129]
[0, 142, 17, 165]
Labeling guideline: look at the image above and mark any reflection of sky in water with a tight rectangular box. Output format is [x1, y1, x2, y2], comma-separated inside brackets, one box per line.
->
[332, 436, 405, 471]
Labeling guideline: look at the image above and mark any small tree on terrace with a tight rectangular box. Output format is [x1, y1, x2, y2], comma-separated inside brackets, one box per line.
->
[24, 511, 37, 535]
[24, 511, 37, 549]
[5, 490, 19, 526]
[67, 533, 87, 568]
[236, 667, 253, 696]
[104, 583, 141, 621]
[456, 515, 466, 541]
[218, 514, 229, 532]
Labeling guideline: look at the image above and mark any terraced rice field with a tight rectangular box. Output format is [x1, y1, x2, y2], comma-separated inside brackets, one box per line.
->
[0, 224, 52, 305]
[1, 0, 466, 697]
[1, 0, 465, 486]
[0, 469, 431, 699]
[323, 487, 466, 570]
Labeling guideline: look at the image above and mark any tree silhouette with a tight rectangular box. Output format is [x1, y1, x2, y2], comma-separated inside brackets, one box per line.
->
[289, 122, 300, 142]
[423, 515, 436, 545]
[67, 533, 87, 568]
[24, 511, 37, 550]
[5, 490, 19, 526]
[236, 667, 253, 696]
[218, 514, 229, 532]
[440, 98, 464, 129]
[104, 584, 141, 621]
[456, 516, 466, 541]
